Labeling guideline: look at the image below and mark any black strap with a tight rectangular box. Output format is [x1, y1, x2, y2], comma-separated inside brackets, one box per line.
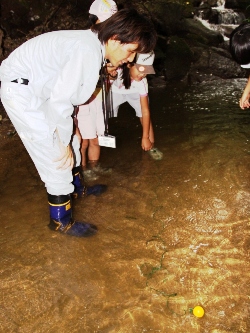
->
[11, 78, 29, 85]
[100, 65, 113, 136]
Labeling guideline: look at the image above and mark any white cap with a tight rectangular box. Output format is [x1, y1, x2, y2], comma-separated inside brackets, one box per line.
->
[89, 0, 118, 22]
[241, 63, 250, 69]
[135, 51, 155, 75]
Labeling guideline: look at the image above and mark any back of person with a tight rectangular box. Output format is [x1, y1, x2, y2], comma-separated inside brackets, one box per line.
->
[1, 30, 101, 102]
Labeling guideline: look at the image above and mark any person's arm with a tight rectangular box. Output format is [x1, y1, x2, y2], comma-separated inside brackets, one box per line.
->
[46, 48, 100, 170]
[240, 75, 250, 109]
[48, 48, 101, 147]
[140, 95, 153, 151]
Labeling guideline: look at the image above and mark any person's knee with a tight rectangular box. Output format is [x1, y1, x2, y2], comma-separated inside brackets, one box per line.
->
[89, 138, 99, 148]
[81, 139, 89, 150]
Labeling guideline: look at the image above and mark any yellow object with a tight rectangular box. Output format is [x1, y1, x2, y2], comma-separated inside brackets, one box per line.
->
[193, 305, 205, 318]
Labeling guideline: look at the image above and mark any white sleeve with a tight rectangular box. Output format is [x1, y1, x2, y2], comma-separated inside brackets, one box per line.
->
[47, 48, 101, 146]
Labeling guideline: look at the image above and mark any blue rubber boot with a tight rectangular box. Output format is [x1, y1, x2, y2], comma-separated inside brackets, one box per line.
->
[48, 194, 97, 237]
[72, 166, 107, 199]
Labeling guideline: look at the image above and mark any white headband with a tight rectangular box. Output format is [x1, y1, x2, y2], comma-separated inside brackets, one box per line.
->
[241, 63, 250, 68]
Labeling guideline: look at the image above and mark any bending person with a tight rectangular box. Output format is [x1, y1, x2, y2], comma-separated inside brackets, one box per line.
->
[110, 51, 163, 160]
[0, 9, 157, 237]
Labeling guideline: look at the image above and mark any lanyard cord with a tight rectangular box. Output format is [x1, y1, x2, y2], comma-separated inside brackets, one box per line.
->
[100, 64, 113, 136]
[100, 67, 108, 135]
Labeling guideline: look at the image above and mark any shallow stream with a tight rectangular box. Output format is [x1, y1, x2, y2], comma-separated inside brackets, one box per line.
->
[0, 78, 250, 332]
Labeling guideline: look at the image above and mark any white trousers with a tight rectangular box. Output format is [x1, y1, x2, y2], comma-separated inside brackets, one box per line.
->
[0, 81, 81, 195]
[111, 92, 142, 117]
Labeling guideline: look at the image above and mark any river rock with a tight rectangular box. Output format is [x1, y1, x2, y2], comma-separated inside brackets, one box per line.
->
[0, 0, 248, 83]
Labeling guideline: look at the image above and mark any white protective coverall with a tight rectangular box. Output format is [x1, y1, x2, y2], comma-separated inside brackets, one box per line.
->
[0, 30, 104, 195]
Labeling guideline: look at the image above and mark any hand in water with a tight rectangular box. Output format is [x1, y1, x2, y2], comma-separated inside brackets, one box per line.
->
[239, 95, 250, 109]
[142, 137, 153, 151]
[239, 88, 250, 109]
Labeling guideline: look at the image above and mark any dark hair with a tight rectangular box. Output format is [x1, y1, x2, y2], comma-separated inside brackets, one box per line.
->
[230, 22, 250, 65]
[89, 13, 99, 26]
[91, 8, 157, 53]
[120, 63, 131, 89]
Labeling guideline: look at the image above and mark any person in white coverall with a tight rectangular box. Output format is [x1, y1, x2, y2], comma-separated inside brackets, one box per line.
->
[0, 8, 157, 237]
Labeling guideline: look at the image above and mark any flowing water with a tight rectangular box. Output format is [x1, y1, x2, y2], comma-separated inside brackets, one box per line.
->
[195, 0, 245, 40]
[0, 78, 250, 333]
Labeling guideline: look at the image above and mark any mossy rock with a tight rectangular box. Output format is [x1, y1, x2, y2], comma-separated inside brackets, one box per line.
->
[183, 18, 224, 46]
[164, 36, 194, 80]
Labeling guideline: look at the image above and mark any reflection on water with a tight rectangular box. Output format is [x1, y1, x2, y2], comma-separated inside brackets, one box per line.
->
[1, 78, 250, 332]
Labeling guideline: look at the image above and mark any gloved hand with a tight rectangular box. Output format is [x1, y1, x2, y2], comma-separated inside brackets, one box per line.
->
[54, 129, 74, 170]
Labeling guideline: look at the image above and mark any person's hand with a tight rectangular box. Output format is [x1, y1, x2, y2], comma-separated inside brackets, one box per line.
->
[239, 91, 250, 109]
[239, 84, 250, 109]
[54, 143, 74, 170]
[141, 137, 153, 151]
[109, 69, 118, 78]
[106, 63, 117, 78]
[53, 129, 74, 170]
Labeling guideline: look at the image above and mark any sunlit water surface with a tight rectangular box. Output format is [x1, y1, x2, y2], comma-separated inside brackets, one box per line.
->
[0, 78, 250, 332]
